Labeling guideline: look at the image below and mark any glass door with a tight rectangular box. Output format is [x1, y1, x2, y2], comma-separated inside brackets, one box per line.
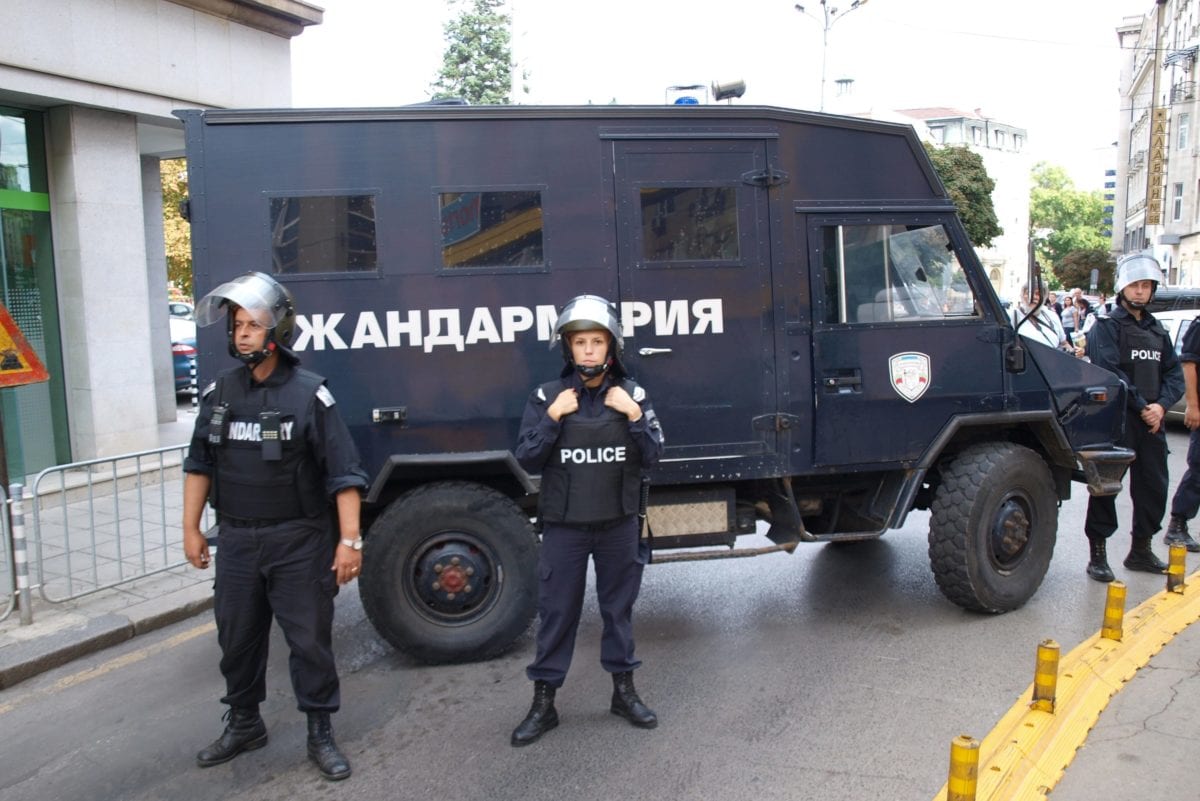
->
[0, 109, 69, 477]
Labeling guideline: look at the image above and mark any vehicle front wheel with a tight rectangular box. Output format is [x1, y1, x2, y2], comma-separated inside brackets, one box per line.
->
[359, 481, 538, 663]
[928, 442, 1057, 613]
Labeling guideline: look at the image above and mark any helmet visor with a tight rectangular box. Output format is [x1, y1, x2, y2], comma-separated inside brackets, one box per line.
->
[194, 273, 289, 328]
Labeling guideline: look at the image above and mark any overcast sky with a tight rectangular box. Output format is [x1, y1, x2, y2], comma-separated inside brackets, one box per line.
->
[291, 0, 1150, 190]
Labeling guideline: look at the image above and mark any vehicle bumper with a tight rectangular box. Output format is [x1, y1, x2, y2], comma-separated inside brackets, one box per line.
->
[1074, 448, 1135, 496]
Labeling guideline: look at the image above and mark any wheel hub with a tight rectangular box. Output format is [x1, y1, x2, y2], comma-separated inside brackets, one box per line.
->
[991, 498, 1031, 565]
[412, 540, 492, 616]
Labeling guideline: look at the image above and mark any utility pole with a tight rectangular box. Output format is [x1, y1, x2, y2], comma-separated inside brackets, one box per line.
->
[794, 0, 871, 112]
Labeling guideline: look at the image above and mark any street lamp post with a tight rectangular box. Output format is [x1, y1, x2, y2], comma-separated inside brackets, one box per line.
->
[794, 0, 870, 112]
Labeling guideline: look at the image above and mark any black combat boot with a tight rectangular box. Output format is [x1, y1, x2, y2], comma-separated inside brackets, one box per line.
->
[1086, 538, 1114, 583]
[1164, 515, 1200, 553]
[196, 706, 268, 767]
[1125, 538, 1168, 574]
[511, 680, 559, 747]
[306, 712, 351, 781]
[610, 671, 658, 729]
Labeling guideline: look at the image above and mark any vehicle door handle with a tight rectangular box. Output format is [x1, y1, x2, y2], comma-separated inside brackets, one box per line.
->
[822, 370, 862, 392]
[638, 347, 673, 356]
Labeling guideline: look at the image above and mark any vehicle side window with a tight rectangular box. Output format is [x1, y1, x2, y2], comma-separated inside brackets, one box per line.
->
[269, 193, 377, 274]
[639, 186, 739, 262]
[440, 191, 544, 268]
[819, 223, 979, 324]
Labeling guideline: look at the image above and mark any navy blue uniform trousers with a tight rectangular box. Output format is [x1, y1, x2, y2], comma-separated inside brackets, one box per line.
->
[214, 517, 340, 713]
[1171, 429, 1200, 520]
[1086, 410, 1170, 542]
[526, 516, 646, 686]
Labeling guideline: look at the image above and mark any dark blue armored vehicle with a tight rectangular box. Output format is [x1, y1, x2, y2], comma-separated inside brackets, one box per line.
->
[178, 104, 1131, 663]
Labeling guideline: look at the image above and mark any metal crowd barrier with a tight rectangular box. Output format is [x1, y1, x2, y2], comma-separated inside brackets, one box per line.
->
[24, 444, 210, 609]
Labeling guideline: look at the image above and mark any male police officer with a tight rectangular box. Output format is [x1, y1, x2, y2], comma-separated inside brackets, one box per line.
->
[1164, 310, 1200, 552]
[182, 272, 368, 780]
[1084, 253, 1183, 582]
[510, 295, 665, 746]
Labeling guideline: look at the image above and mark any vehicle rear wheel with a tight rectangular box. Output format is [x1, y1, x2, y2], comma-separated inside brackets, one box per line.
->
[359, 481, 538, 663]
[928, 442, 1057, 613]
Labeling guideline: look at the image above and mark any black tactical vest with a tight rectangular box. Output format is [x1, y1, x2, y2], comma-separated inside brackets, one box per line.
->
[1115, 316, 1168, 403]
[537, 380, 643, 525]
[209, 366, 326, 520]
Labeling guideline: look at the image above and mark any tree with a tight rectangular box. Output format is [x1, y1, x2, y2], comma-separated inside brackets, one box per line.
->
[1057, 248, 1115, 294]
[923, 143, 1002, 248]
[160, 158, 193, 298]
[431, 0, 523, 105]
[1029, 162, 1107, 282]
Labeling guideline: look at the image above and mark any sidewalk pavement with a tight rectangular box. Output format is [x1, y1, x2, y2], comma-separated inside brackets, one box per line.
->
[2, 409, 1200, 799]
[0, 409, 211, 689]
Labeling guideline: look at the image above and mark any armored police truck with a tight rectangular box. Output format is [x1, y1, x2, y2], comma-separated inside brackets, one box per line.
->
[177, 104, 1132, 663]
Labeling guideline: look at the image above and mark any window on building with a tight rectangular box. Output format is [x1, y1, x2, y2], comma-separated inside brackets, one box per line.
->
[439, 190, 544, 268]
[269, 194, 377, 274]
[1179, 112, 1191, 150]
[971, 127, 982, 145]
[1013, 134, 1024, 151]
[1174, 182, 1185, 221]
[928, 125, 946, 144]
[994, 129, 1006, 148]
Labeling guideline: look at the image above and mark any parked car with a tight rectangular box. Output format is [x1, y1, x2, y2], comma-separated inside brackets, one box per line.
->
[1156, 309, 1200, 425]
[170, 316, 197, 394]
[169, 301, 194, 319]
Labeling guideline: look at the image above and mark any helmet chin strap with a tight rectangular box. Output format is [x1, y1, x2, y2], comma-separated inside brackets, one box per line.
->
[228, 335, 276, 366]
[574, 355, 613, 379]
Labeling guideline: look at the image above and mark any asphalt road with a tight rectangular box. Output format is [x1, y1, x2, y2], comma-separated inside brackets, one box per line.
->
[0, 427, 1192, 801]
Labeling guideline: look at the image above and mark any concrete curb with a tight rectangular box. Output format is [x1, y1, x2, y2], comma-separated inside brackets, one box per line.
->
[0, 584, 213, 690]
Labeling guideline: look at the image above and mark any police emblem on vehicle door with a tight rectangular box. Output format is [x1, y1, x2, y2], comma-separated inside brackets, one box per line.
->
[889, 352, 931, 403]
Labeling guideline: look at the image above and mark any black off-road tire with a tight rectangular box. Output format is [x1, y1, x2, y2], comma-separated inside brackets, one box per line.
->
[928, 442, 1057, 613]
[359, 481, 538, 663]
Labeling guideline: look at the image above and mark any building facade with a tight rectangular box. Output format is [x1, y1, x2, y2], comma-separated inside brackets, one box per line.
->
[1114, 1, 1200, 284]
[0, 0, 321, 476]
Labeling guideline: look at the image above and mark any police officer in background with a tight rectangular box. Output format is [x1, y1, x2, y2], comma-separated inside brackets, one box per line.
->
[1084, 254, 1183, 582]
[510, 295, 665, 746]
[1163, 308, 1200, 553]
[181, 272, 368, 780]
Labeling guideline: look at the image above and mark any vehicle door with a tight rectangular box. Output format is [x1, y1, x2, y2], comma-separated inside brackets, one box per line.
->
[806, 215, 1007, 467]
[611, 138, 779, 479]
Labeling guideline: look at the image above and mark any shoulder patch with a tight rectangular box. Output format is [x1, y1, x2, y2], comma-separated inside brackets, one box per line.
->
[315, 384, 336, 407]
[535, 387, 547, 402]
[631, 385, 646, 403]
[201, 381, 217, 399]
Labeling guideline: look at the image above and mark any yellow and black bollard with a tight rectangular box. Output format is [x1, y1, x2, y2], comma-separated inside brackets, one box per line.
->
[1030, 639, 1060, 713]
[946, 734, 979, 801]
[1101, 580, 1126, 641]
[1167, 543, 1187, 594]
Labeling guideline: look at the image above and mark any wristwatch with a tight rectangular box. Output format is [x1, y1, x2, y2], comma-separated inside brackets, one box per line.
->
[339, 537, 363, 551]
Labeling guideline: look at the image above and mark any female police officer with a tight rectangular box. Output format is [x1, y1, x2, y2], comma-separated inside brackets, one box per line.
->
[182, 272, 368, 780]
[1084, 254, 1183, 581]
[510, 295, 665, 746]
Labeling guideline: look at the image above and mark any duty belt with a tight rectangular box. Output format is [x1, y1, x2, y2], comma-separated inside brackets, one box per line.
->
[219, 514, 294, 528]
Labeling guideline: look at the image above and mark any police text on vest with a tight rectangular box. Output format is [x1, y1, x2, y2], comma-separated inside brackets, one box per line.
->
[560, 446, 627, 464]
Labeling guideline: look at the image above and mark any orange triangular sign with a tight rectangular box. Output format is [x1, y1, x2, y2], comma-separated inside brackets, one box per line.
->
[0, 303, 49, 387]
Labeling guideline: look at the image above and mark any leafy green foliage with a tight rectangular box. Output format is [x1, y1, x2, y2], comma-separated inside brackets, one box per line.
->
[1029, 162, 1108, 283]
[160, 158, 192, 298]
[431, 0, 522, 105]
[1057, 248, 1115, 294]
[923, 143, 1002, 249]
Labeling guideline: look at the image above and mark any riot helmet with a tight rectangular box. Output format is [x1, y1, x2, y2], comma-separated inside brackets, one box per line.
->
[550, 294, 624, 379]
[194, 271, 298, 365]
[1114, 253, 1162, 310]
